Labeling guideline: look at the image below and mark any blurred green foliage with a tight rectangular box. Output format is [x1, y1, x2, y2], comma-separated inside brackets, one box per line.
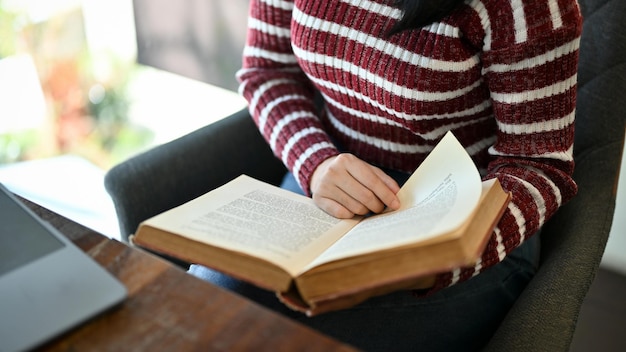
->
[0, 3, 153, 168]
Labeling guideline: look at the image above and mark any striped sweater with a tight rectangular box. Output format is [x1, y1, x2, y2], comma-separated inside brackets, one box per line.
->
[237, 0, 582, 292]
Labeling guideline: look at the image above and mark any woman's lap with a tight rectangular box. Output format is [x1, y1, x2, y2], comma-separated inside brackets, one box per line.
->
[188, 172, 540, 351]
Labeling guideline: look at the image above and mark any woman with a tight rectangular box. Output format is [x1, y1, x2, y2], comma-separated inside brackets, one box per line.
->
[190, 0, 582, 350]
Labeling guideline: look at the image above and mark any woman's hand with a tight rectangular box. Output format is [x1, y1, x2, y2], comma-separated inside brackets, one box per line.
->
[310, 154, 401, 218]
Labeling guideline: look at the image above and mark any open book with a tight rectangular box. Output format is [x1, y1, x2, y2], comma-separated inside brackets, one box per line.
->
[131, 132, 510, 315]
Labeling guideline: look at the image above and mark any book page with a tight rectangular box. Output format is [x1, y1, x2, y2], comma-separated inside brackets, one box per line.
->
[143, 176, 359, 276]
[306, 132, 482, 268]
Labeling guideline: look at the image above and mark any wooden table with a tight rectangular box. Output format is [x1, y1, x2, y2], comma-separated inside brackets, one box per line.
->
[22, 198, 356, 351]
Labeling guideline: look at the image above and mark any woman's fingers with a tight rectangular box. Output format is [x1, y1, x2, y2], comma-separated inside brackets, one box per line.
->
[310, 154, 401, 218]
[347, 161, 401, 212]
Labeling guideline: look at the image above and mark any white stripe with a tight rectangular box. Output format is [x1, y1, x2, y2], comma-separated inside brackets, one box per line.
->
[281, 127, 327, 165]
[426, 21, 461, 38]
[326, 110, 431, 153]
[248, 17, 290, 38]
[269, 110, 317, 150]
[473, 0, 492, 51]
[491, 74, 577, 104]
[248, 78, 295, 116]
[341, 0, 401, 19]
[323, 91, 492, 126]
[498, 110, 575, 135]
[328, 107, 497, 154]
[238, 80, 248, 97]
[494, 227, 506, 261]
[525, 166, 563, 207]
[292, 141, 336, 187]
[548, 0, 564, 29]
[292, 7, 474, 73]
[509, 175, 547, 230]
[243, 46, 298, 64]
[508, 201, 527, 243]
[415, 117, 495, 142]
[473, 258, 483, 277]
[511, 0, 528, 43]
[294, 44, 483, 101]
[322, 93, 405, 128]
[489, 144, 574, 162]
[258, 94, 308, 131]
[293, 8, 475, 73]
[484, 38, 580, 74]
[465, 135, 497, 156]
[259, 0, 293, 11]
[450, 268, 462, 285]
[237, 66, 302, 78]
[321, 88, 491, 126]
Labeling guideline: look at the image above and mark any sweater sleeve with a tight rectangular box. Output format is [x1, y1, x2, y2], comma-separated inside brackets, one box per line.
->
[236, 0, 339, 194]
[425, 0, 582, 293]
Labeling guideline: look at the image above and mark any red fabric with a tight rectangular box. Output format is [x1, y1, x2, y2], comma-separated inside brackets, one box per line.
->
[237, 0, 582, 291]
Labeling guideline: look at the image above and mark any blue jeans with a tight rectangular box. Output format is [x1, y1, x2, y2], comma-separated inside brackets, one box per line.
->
[189, 172, 540, 351]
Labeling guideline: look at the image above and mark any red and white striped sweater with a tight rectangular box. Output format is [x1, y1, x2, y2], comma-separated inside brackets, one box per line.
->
[237, 0, 582, 292]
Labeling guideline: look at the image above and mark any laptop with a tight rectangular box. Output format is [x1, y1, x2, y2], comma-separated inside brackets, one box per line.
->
[0, 183, 127, 352]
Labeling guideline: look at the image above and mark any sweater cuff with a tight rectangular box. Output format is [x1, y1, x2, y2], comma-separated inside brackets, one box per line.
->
[295, 147, 340, 196]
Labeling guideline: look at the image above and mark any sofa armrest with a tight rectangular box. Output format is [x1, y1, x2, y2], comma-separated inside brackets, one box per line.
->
[104, 108, 286, 241]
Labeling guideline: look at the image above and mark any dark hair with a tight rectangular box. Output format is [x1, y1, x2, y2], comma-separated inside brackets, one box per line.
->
[388, 0, 466, 36]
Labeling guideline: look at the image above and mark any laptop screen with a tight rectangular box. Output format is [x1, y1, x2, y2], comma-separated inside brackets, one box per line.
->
[0, 187, 65, 276]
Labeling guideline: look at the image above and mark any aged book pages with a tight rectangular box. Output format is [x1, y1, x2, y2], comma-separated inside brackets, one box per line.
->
[132, 132, 509, 313]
